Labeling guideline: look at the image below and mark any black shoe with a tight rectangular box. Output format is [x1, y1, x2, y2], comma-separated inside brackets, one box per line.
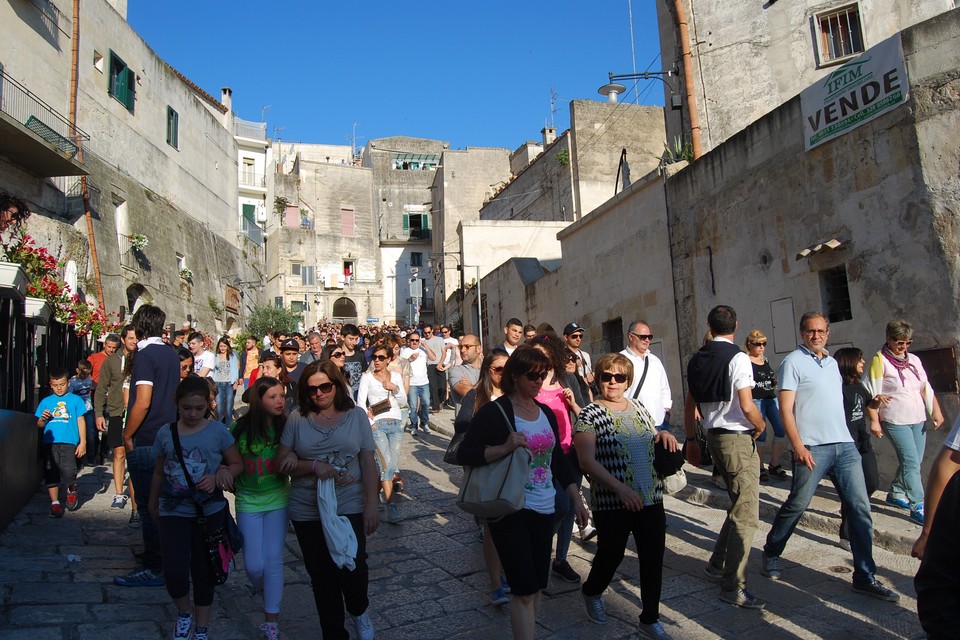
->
[852, 579, 900, 602]
[552, 559, 581, 583]
[129, 510, 141, 528]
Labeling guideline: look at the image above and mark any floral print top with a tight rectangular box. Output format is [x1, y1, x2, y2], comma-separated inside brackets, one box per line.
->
[515, 409, 557, 514]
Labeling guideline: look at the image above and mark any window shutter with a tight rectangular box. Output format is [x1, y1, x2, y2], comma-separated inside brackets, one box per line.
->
[422, 214, 430, 231]
[402, 213, 409, 230]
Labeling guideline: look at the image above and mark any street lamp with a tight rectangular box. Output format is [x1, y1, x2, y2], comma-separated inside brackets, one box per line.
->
[598, 69, 682, 109]
[427, 251, 464, 323]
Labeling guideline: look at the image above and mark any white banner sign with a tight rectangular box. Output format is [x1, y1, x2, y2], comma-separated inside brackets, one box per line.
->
[801, 34, 908, 151]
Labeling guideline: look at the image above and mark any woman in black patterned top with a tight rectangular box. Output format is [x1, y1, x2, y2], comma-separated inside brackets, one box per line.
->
[573, 353, 679, 640]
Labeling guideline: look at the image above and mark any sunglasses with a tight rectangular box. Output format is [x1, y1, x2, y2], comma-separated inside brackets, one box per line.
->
[895, 340, 912, 347]
[372, 354, 390, 361]
[630, 332, 653, 340]
[750, 341, 767, 347]
[331, 351, 345, 358]
[409, 339, 420, 343]
[459, 343, 480, 349]
[566, 353, 580, 362]
[523, 370, 549, 382]
[490, 366, 505, 374]
[600, 372, 628, 383]
[568, 333, 583, 340]
[306, 382, 335, 395]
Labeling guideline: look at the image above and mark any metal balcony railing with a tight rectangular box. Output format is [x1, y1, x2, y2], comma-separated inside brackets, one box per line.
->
[239, 171, 266, 188]
[0, 68, 90, 158]
[234, 117, 267, 140]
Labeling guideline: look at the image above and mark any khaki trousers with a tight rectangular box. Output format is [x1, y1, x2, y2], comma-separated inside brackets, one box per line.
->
[707, 431, 760, 592]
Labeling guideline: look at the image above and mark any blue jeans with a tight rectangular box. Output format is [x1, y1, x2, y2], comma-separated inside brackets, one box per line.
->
[127, 444, 162, 572]
[372, 418, 404, 480]
[764, 442, 876, 585]
[216, 382, 235, 424]
[407, 384, 430, 431]
[882, 421, 926, 507]
[754, 398, 785, 441]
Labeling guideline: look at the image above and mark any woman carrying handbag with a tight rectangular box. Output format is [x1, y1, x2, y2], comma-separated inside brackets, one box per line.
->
[459, 345, 588, 640]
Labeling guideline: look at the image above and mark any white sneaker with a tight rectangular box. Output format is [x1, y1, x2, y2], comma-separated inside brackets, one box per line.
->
[259, 622, 280, 640]
[353, 610, 375, 640]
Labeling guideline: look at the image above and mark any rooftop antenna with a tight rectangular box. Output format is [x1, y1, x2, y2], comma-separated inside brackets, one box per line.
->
[549, 85, 560, 128]
[261, 105, 272, 122]
[627, 0, 639, 103]
[349, 122, 365, 159]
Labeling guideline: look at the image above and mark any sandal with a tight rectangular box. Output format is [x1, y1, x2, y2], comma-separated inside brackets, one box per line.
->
[768, 465, 788, 479]
[760, 467, 770, 482]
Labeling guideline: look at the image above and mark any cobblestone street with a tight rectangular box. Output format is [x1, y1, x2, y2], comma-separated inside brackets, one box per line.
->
[0, 412, 926, 640]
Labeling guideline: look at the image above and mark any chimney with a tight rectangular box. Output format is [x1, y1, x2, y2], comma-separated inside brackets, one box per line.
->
[221, 87, 233, 113]
[541, 126, 556, 147]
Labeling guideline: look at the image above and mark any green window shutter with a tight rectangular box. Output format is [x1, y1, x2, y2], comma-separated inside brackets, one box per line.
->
[242, 204, 256, 222]
[402, 213, 409, 230]
[166, 107, 179, 148]
[122, 67, 135, 110]
[422, 214, 430, 230]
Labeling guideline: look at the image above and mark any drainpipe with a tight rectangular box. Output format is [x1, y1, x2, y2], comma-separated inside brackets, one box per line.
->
[673, 0, 703, 159]
[69, 0, 106, 312]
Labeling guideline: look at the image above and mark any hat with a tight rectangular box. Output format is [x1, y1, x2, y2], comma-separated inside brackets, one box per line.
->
[563, 322, 584, 336]
[279, 338, 300, 352]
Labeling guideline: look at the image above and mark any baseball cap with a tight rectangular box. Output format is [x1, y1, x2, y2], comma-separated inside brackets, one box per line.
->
[279, 338, 300, 351]
[563, 322, 584, 336]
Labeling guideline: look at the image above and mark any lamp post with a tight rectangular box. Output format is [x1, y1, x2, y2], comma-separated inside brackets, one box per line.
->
[598, 69, 682, 109]
[427, 251, 464, 325]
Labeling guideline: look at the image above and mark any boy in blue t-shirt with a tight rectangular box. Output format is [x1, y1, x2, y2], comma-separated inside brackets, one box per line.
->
[36, 367, 88, 517]
[68, 359, 97, 465]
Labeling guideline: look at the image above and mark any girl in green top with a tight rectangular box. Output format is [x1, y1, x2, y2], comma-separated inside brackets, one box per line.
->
[223, 377, 289, 640]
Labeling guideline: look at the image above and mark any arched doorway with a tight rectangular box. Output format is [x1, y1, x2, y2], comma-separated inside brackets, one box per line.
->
[125, 284, 149, 318]
[332, 297, 357, 321]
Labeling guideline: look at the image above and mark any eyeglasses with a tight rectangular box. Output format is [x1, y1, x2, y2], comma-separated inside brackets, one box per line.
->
[372, 354, 390, 361]
[489, 366, 505, 375]
[441, 329, 450, 334]
[409, 339, 420, 344]
[566, 353, 580, 362]
[894, 340, 913, 347]
[803, 329, 829, 335]
[749, 341, 767, 347]
[330, 351, 345, 358]
[568, 333, 583, 340]
[459, 343, 480, 349]
[523, 370, 549, 382]
[306, 382, 335, 395]
[599, 372, 628, 383]
[630, 333, 653, 341]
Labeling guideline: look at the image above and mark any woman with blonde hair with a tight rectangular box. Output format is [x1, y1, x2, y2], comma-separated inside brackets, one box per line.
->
[745, 330, 787, 481]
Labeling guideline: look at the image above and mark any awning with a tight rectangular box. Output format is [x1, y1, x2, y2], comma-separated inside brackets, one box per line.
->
[795, 237, 849, 261]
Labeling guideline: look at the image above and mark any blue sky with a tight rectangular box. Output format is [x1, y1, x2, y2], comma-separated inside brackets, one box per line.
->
[128, 2, 665, 151]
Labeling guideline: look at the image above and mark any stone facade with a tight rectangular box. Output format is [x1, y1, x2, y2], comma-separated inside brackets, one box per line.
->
[657, 0, 955, 153]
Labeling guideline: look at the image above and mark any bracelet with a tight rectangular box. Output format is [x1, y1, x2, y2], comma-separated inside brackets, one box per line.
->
[685, 436, 697, 442]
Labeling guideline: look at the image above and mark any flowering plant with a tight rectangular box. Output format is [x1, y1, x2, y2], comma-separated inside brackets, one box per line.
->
[60, 295, 123, 337]
[179, 267, 194, 282]
[129, 233, 149, 251]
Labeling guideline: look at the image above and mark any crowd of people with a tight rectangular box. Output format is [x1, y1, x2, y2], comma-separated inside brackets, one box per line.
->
[32, 304, 960, 640]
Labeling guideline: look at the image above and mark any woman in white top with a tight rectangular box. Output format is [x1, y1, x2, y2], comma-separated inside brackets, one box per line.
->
[357, 343, 408, 522]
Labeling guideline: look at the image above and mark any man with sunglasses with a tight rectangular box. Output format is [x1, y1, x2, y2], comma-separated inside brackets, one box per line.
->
[620, 321, 672, 430]
[759, 312, 900, 604]
[399, 331, 436, 436]
[684, 305, 767, 609]
[447, 335, 482, 415]
[564, 322, 595, 390]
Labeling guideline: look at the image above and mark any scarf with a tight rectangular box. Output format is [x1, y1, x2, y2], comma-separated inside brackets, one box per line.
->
[880, 343, 920, 387]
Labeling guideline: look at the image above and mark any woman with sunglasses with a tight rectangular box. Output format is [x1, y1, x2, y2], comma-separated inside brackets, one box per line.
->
[320, 342, 348, 373]
[454, 349, 512, 605]
[357, 343, 408, 523]
[275, 361, 379, 640]
[864, 319, 944, 525]
[573, 353, 678, 639]
[745, 330, 787, 481]
[460, 345, 588, 640]
[529, 335, 585, 584]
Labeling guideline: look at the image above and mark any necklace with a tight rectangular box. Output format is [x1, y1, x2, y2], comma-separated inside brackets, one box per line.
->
[510, 396, 538, 413]
[309, 411, 341, 439]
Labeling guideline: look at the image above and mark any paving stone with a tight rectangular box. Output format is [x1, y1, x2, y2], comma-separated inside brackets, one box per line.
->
[8, 604, 90, 626]
[75, 621, 161, 639]
[9, 582, 102, 604]
[0, 627, 65, 640]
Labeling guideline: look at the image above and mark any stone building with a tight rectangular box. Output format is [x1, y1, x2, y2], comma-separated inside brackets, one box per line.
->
[1, 0, 265, 333]
[656, 0, 954, 153]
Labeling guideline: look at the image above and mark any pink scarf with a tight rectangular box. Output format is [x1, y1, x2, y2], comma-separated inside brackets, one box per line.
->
[880, 343, 920, 387]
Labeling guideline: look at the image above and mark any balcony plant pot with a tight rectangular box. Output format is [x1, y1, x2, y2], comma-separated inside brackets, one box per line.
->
[0, 261, 28, 300]
[23, 296, 52, 325]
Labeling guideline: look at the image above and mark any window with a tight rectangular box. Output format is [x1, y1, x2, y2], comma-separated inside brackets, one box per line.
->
[343, 261, 354, 286]
[816, 5, 864, 64]
[410, 252, 423, 267]
[820, 265, 852, 323]
[93, 51, 104, 74]
[402, 213, 431, 240]
[302, 266, 315, 287]
[602, 317, 624, 353]
[166, 107, 179, 149]
[108, 51, 135, 111]
[291, 300, 306, 313]
[176, 253, 186, 272]
[274, 296, 284, 309]
[291, 262, 302, 277]
[340, 208, 355, 237]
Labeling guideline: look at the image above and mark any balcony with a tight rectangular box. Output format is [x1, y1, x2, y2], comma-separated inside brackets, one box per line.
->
[234, 117, 267, 141]
[239, 170, 266, 189]
[0, 69, 88, 177]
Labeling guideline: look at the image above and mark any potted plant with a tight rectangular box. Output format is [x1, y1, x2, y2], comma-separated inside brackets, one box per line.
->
[129, 233, 149, 251]
[0, 260, 28, 299]
[179, 267, 194, 283]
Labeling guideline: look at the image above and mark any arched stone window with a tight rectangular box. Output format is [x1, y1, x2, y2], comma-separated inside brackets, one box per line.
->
[332, 297, 357, 320]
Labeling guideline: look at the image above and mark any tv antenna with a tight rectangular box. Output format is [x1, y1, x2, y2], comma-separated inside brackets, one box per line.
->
[549, 85, 560, 128]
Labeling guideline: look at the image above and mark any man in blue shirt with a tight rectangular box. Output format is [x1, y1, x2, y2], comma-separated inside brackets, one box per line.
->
[761, 312, 899, 603]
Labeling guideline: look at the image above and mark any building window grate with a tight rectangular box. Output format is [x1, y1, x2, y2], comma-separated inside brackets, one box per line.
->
[816, 5, 864, 64]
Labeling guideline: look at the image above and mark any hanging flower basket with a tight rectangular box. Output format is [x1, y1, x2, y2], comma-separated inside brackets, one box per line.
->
[129, 233, 149, 251]
[24, 295, 52, 325]
[0, 260, 28, 300]
[179, 267, 194, 283]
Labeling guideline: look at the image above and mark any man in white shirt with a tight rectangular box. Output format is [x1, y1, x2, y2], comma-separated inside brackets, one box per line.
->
[399, 331, 435, 436]
[684, 305, 766, 609]
[187, 332, 215, 378]
[500, 317, 523, 355]
[422, 325, 448, 413]
[620, 321, 672, 429]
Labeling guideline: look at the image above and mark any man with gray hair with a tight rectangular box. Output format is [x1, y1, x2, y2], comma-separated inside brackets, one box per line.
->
[300, 331, 324, 364]
[761, 312, 899, 603]
[620, 321, 672, 430]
